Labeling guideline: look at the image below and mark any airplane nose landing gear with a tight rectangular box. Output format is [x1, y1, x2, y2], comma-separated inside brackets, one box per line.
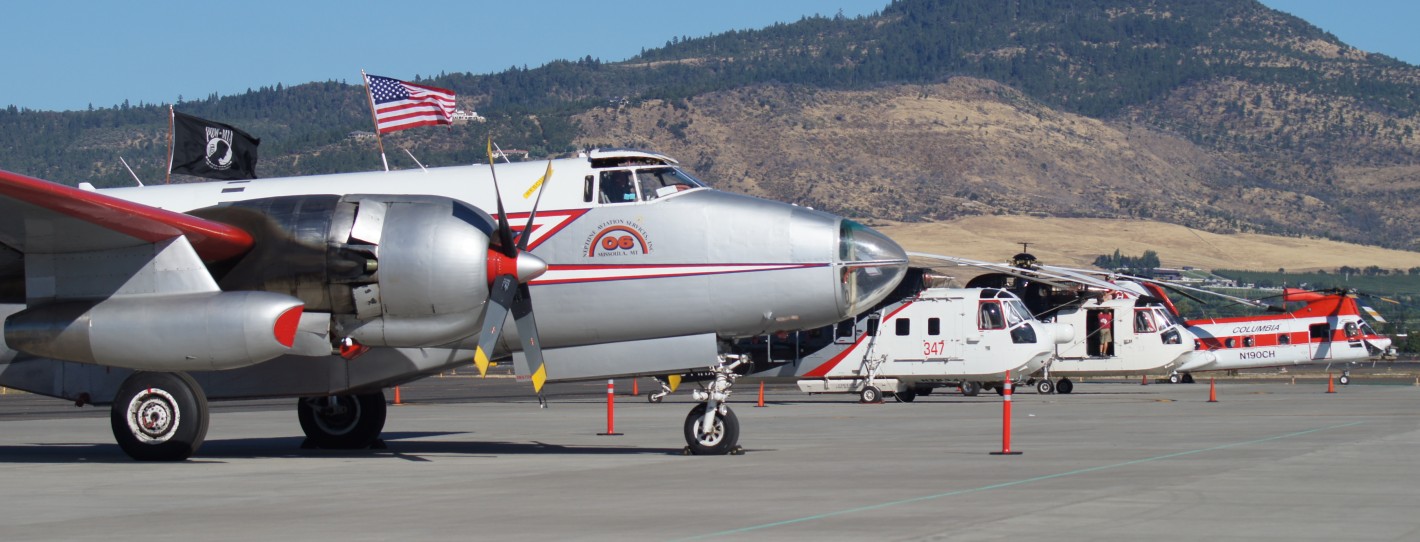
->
[684, 354, 747, 455]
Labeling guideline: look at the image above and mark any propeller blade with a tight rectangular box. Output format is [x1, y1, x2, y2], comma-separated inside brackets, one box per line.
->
[485, 136, 517, 257]
[511, 283, 547, 392]
[517, 159, 553, 251]
[473, 274, 518, 376]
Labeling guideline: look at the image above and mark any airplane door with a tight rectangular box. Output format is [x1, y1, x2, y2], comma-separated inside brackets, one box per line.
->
[1309, 322, 1332, 360]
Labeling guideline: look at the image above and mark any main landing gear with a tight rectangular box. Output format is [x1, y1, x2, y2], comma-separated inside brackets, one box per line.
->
[297, 391, 388, 449]
[110, 371, 210, 461]
[684, 354, 747, 455]
[1168, 373, 1196, 384]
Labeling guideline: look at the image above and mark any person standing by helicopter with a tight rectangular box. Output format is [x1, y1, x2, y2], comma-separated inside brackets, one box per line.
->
[1097, 310, 1113, 356]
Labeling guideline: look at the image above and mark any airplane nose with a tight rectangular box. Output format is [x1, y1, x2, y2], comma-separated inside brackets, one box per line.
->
[837, 219, 909, 316]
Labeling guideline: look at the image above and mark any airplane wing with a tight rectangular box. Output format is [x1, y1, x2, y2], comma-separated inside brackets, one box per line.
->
[0, 168, 253, 261]
[0, 169, 304, 372]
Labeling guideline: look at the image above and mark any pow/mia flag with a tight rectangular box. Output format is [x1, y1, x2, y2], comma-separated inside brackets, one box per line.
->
[170, 110, 260, 180]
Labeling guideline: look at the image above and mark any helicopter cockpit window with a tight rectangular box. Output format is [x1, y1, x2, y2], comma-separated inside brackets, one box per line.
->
[1134, 310, 1157, 333]
[1004, 300, 1029, 326]
[979, 302, 1006, 330]
[635, 167, 705, 201]
[1344, 321, 1360, 339]
[599, 170, 638, 204]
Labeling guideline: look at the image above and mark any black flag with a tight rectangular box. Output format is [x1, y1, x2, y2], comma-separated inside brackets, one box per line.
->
[170, 111, 260, 180]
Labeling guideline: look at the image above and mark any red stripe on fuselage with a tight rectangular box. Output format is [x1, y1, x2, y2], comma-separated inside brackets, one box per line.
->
[802, 302, 914, 378]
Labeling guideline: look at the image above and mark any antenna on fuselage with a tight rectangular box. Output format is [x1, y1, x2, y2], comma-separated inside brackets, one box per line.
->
[118, 156, 144, 186]
[492, 142, 514, 164]
[402, 148, 428, 172]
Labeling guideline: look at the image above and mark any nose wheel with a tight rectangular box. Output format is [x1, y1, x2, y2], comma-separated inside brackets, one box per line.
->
[683, 354, 747, 455]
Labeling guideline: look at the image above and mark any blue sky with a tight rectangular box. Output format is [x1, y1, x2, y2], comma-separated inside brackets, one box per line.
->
[2, 1, 1415, 112]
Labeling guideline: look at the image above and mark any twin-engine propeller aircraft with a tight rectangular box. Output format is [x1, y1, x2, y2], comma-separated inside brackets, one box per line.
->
[0, 148, 909, 459]
[909, 252, 1212, 394]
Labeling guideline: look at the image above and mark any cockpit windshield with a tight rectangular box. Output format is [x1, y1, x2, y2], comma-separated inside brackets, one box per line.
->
[637, 167, 706, 200]
[1004, 299, 1030, 326]
[598, 167, 706, 205]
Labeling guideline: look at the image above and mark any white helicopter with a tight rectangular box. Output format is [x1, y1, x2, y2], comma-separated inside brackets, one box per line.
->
[909, 252, 1213, 394]
[737, 268, 1074, 402]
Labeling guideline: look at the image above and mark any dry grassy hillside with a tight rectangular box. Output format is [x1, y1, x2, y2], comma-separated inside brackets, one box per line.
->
[577, 78, 1260, 236]
[879, 216, 1420, 272]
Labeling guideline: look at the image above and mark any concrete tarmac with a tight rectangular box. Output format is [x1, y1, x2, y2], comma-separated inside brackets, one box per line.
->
[0, 375, 1417, 541]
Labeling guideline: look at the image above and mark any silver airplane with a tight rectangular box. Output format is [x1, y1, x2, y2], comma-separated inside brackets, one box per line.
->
[0, 148, 909, 459]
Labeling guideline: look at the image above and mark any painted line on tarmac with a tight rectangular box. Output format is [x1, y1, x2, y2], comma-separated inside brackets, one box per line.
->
[673, 420, 1365, 541]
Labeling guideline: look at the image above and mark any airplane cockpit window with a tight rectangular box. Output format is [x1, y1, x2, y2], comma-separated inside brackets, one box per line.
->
[635, 167, 705, 201]
[1134, 310, 1157, 333]
[599, 170, 638, 204]
[979, 302, 1006, 330]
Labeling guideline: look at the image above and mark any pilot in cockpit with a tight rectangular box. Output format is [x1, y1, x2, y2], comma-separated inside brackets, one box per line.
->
[599, 170, 637, 204]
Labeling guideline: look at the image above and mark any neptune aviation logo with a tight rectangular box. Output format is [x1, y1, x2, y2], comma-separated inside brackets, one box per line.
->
[584, 220, 652, 257]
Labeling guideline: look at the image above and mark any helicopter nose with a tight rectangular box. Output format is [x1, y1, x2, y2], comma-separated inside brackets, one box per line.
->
[837, 219, 908, 316]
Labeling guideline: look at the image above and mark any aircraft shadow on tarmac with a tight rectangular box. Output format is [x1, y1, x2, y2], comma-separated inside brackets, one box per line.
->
[0, 432, 684, 463]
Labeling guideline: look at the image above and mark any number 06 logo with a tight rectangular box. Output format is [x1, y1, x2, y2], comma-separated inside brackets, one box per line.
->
[588, 226, 650, 257]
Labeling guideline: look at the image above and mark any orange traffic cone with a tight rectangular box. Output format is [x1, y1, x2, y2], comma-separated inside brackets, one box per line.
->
[1326, 374, 1336, 394]
[1141, 374, 1149, 385]
[1207, 378, 1217, 403]
[755, 381, 767, 408]
[393, 386, 403, 405]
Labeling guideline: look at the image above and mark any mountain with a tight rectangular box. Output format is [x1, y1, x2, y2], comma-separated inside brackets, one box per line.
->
[1, 0, 1417, 253]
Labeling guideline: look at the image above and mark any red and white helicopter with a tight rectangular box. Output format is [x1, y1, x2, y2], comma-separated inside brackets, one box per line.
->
[0, 147, 909, 459]
[1164, 286, 1396, 384]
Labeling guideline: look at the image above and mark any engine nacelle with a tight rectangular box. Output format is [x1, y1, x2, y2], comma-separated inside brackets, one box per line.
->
[4, 292, 303, 371]
[193, 194, 495, 349]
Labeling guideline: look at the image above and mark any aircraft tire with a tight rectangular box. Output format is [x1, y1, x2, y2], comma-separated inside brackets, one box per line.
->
[297, 391, 387, 449]
[110, 371, 209, 461]
[895, 389, 917, 403]
[960, 381, 981, 397]
[1169, 373, 1182, 384]
[859, 386, 883, 403]
[683, 404, 739, 455]
[916, 386, 933, 396]
[1182, 373, 1196, 384]
[648, 392, 663, 403]
[995, 384, 1005, 396]
[1339, 374, 1350, 385]
[1036, 380, 1054, 394]
[1056, 378, 1074, 394]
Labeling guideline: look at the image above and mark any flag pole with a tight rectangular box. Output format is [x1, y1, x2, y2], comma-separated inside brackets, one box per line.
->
[165, 105, 175, 184]
[360, 70, 390, 171]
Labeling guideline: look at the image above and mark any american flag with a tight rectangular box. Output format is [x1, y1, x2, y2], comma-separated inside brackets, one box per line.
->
[365, 74, 456, 134]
